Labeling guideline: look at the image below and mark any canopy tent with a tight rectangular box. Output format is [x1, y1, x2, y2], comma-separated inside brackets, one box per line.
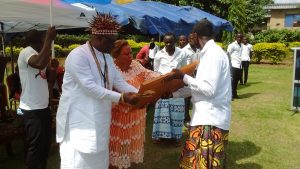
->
[0, 0, 95, 33]
[65, 0, 233, 36]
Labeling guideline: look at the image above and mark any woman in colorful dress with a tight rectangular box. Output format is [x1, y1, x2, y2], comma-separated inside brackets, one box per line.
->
[109, 40, 159, 169]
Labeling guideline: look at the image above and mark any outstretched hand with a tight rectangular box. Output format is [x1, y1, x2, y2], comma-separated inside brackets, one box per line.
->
[164, 69, 185, 82]
[123, 92, 140, 105]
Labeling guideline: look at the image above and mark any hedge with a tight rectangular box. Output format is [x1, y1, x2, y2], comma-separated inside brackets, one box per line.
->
[288, 42, 300, 48]
[4, 41, 292, 64]
[252, 43, 289, 64]
[5, 46, 23, 59]
[253, 29, 300, 44]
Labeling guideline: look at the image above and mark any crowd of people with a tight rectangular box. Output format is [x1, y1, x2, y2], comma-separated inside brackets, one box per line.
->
[0, 11, 253, 169]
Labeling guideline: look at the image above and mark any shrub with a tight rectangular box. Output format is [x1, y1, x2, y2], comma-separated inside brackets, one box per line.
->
[55, 34, 89, 47]
[68, 44, 81, 51]
[288, 42, 300, 48]
[252, 43, 289, 64]
[5, 46, 23, 60]
[216, 42, 226, 50]
[54, 44, 64, 57]
[253, 29, 300, 44]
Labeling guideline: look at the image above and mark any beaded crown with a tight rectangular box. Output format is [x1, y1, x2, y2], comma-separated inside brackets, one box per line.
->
[89, 12, 120, 35]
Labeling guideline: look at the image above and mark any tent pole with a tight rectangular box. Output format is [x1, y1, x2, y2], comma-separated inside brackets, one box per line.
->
[158, 33, 161, 48]
[10, 41, 14, 74]
[2, 33, 9, 77]
[50, 0, 55, 59]
[1, 35, 5, 57]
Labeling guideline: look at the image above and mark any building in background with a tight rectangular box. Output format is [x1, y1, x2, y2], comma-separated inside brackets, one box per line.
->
[265, 0, 300, 29]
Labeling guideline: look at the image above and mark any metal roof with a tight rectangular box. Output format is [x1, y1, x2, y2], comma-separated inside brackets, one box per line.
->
[274, 0, 300, 4]
[265, 4, 300, 9]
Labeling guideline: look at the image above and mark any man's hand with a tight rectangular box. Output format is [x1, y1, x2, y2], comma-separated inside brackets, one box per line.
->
[123, 92, 141, 105]
[164, 69, 185, 82]
[45, 26, 56, 42]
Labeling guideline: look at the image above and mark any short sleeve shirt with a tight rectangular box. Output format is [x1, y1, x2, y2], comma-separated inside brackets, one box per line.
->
[17, 46, 49, 110]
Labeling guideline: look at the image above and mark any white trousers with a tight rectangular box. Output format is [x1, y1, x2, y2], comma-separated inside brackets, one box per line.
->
[59, 133, 109, 169]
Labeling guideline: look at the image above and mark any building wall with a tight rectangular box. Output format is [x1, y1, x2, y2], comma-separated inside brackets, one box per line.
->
[268, 9, 300, 29]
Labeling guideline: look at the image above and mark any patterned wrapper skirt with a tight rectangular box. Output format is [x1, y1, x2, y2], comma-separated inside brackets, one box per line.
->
[179, 125, 229, 169]
[152, 98, 185, 140]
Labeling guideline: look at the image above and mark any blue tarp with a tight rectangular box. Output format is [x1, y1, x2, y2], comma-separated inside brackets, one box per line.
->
[62, 0, 233, 35]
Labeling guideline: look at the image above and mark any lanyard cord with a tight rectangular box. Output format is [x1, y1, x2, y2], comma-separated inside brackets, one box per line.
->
[88, 41, 109, 89]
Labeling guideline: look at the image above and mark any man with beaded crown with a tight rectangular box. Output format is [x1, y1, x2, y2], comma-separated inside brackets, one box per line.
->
[56, 12, 143, 169]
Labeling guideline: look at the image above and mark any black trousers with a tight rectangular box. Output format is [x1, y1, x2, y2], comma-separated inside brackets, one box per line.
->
[184, 97, 191, 122]
[22, 107, 52, 169]
[240, 61, 250, 84]
[232, 67, 242, 98]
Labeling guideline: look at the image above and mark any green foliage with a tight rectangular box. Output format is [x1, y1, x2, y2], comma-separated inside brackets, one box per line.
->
[215, 42, 225, 49]
[128, 40, 148, 49]
[252, 43, 289, 64]
[228, 0, 246, 34]
[54, 44, 64, 57]
[253, 29, 300, 43]
[288, 42, 300, 48]
[55, 34, 89, 47]
[5, 46, 23, 59]
[244, 0, 273, 32]
[68, 44, 81, 50]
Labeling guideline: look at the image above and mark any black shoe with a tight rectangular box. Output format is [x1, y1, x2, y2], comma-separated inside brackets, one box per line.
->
[233, 95, 240, 99]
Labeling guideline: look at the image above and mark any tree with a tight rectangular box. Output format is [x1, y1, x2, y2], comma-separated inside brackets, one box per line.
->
[222, 0, 247, 44]
[244, 0, 273, 32]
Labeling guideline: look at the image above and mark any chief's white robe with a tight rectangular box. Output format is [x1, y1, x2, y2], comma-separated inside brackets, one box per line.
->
[56, 42, 137, 169]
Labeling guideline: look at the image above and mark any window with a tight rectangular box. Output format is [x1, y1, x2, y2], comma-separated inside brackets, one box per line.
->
[285, 14, 300, 27]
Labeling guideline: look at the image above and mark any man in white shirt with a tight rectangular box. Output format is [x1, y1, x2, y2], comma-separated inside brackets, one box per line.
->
[181, 33, 200, 127]
[166, 19, 231, 169]
[152, 33, 186, 146]
[148, 38, 159, 70]
[240, 36, 253, 85]
[56, 13, 142, 169]
[227, 33, 243, 99]
[178, 35, 188, 49]
[18, 27, 56, 169]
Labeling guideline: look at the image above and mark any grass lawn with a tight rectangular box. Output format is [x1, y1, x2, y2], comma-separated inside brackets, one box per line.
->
[1, 61, 300, 169]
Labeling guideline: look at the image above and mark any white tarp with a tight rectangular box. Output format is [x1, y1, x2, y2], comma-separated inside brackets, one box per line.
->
[0, 0, 95, 33]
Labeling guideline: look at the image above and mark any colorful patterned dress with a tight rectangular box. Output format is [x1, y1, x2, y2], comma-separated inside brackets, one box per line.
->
[109, 60, 159, 169]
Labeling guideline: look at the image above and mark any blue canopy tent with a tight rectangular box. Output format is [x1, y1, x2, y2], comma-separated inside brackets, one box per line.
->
[63, 0, 233, 36]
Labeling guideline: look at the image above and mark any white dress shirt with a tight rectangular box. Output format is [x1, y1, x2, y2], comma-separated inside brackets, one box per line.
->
[227, 41, 243, 69]
[149, 44, 159, 59]
[181, 43, 200, 65]
[56, 42, 137, 155]
[173, 40, 232, 130]
[153, 47, 186, 74]
[241, 43, 253, 61]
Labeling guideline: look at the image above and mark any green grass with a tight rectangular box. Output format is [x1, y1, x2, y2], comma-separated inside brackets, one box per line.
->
[1, 62, 300, 169]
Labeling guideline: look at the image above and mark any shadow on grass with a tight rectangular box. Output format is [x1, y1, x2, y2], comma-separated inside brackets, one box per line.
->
[238, 92, 260, 99]
[227, 140, 262, 169]
[238, 81, 262, 89]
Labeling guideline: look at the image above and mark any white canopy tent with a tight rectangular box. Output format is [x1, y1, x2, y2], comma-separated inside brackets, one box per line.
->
[0, 0, 96, 72]
[0, 0, 95, 33]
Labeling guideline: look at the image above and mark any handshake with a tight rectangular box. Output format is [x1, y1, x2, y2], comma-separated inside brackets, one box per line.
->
[124, 68, 187, 108]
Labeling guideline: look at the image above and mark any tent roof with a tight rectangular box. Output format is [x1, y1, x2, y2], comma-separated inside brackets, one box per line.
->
[0, 0, 94, 33]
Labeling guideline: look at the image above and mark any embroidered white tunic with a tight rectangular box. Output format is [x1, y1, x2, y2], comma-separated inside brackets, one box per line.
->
[56, 42, 137, 169]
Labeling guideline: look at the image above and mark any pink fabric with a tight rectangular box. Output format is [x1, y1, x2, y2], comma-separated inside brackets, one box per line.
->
[109, 60, 159, 169]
